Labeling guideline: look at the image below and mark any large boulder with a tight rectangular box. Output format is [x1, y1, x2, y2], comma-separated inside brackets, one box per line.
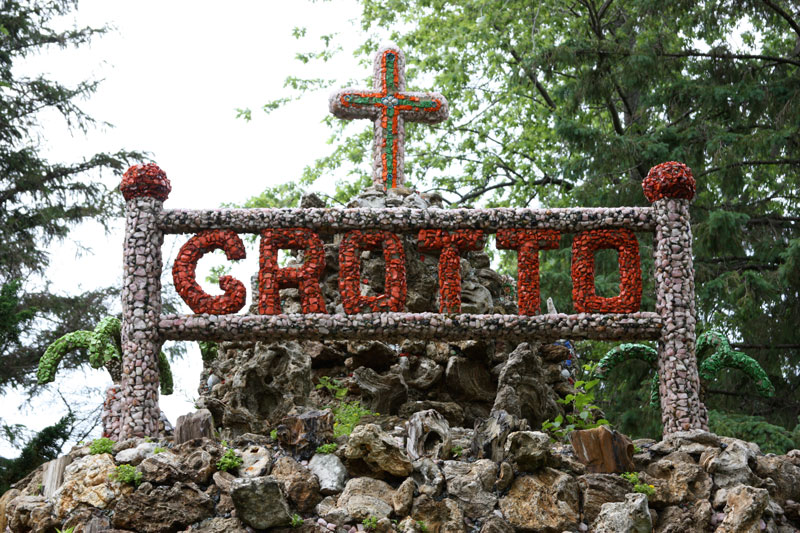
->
[112, 481, 214, 533]
[200, 341, 312, 434]
[442, 459, 498, 519]
[270, 456, 322, 513]
[53, 454, 133, 520]
[344, 423, 413, 477]
[338, 477, 395, 520]
[230, 476, 291, 530]
[492, 342, 561, 428]
[499, 468, 580, 532]
[591, 493, 653, 533]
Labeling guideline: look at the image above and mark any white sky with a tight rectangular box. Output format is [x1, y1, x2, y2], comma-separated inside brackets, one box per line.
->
[2, 0, 372, 457]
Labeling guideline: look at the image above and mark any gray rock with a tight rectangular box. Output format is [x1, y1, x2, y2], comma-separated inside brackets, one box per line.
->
[344, 423, 413, 477]
[406, 409, 452, 461]
[499, 469, 580, 532]
[239, 445, 271, 478]
[230, 476, 291, 529]
[412, 457, 446, 498]
[174, 409, 215, 445]
[114, 441, 158, 465]
[338, 477, 395, 520]
[492, 342, 561, 428]
[442, 459, 498, 519]
[717, 484, 769, 533]
[700, 438, 760, 489]
[309, 453, 348, 495]
[504, 431, 550, 471]
[592, 493, 652, 533]
[393, 477, 416, 516]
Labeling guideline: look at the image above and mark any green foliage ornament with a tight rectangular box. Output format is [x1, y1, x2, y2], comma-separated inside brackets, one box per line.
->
[597, 330, 775, 409]
[697, 330, 775, 398]
[37, 316, 173, 395]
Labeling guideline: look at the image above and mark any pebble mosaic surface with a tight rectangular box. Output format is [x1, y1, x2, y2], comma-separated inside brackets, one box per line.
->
[158, 312, 664, 342]
[649, 162, 708, 433]
[158, 206, 657, 234]
[329, 45, 448, 189]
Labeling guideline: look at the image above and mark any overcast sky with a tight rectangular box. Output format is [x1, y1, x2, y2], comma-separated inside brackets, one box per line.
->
[3, 0, 372, 456]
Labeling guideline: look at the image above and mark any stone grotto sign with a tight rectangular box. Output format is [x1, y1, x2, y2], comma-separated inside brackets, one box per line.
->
[114, 45, 707, 441]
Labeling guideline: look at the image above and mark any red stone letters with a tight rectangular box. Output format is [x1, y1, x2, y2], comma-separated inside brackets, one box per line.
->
[173, 226, 644, 316]
[259, 228, 327, 315]
[497, 229, 561, 315]
[571, 229, 642, 313]
[418, 229, 486, 313]
[339, 230, 407, 313]
[172, 230, 247, 314]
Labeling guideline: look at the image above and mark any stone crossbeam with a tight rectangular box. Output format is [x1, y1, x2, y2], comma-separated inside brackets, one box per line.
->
[159, 312, 663, 343]
[159, 206, 656, 234]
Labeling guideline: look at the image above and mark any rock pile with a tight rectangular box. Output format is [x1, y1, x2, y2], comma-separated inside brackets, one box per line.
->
[2, 425, 799, 532]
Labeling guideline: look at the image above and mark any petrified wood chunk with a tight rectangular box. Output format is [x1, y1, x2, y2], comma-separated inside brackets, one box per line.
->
[406, 409, 452, 460]
[569, 426, 635, 474]
[445, 356, 495, 402]
[471, 410, 528, 463]
[174, 409, 215, 445]
[353, 367, 408, 415]
[276, 409, 334, 460]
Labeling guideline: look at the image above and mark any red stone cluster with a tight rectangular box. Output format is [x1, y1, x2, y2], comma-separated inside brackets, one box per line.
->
[120, 163, 171, 201]
[259, 228, 327, 314]
[172, 230, 247, 314]
[642, 161, 696, 203]
[339, 230, 407, 313]
[497, 229, 561, 315]
[418, 229, 485, 313]
[571, 229, 642, 313]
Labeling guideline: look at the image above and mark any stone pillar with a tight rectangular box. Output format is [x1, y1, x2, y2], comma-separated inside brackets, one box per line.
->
[644, 161, 708, 435]
[101, 384, 122, 438]
[118, 163, 171, 439]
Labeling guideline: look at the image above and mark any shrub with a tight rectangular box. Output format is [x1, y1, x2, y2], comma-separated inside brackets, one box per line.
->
[89, 437, 114, 455]
[316, 443, 338, 454]
[290, 514, 303, 528]
[541, 362, 610, 441]
[362, 516, 378, 531]
[333, 401, 377, 438]
[620, 471, 655, 498]
[111, 464, 142, 486]
[217, 448, 243, 472]
[153, 446, 166, 454]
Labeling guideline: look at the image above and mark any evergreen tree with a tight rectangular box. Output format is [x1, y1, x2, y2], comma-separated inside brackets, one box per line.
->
[1, 0, 143, 474]
[250, 0, 800, 439]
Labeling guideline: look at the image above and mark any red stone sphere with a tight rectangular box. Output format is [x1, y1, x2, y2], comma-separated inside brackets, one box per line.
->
[120, 163, 171, 201]
[642, 161, 695, 203]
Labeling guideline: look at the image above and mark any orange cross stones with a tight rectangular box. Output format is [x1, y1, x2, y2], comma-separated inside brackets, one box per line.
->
[329, 44, 449, 189]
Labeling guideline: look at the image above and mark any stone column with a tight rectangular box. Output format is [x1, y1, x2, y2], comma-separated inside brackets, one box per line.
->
[118, 163, 171, 439]
[644, 161, 708, 435]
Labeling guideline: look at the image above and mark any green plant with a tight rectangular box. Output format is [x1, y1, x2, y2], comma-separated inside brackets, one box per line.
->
[144, 436, 152, 443]
[620, 472, 655, 498]
[416, 520, 428, 533]
[153, 446, 166, 454]
[450, 445, 463, 458]
[362, 516, 378, 531]
[37, 316, 173, 395]
[316, 443, 338, 454]
[56, 528, 75, 533]
[332, 400, 378, 438]
[270, 429, 278, 441]
[316, 376, 348, 399]
[541, 362, 610, 441]
[89, 437, 115, 455]
[290, 513, 303, 528]
[111, 464, 142, 486]
[217, 447, 243, 472]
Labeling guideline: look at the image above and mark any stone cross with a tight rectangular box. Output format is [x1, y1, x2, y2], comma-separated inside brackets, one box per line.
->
[329, 44, 449, 189]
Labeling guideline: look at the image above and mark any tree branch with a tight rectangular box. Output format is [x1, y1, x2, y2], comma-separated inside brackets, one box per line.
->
[697, 158, 800, 178]
[761, 0, 800, 42]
